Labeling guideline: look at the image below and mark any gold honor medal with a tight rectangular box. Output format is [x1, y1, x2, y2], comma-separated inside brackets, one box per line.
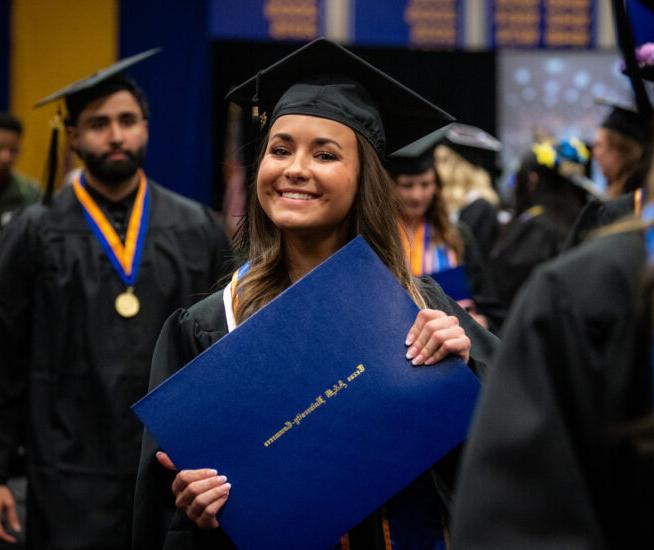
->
[115, 287, 140, 318]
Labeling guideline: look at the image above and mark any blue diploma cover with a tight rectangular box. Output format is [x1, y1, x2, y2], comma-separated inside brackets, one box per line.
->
[431, 265, 472, 302]
[132, 236, 480, 549]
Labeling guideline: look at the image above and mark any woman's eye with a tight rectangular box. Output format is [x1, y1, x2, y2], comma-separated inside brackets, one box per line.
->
[270, 147, 289, 156]
[316, 151, 337, 161]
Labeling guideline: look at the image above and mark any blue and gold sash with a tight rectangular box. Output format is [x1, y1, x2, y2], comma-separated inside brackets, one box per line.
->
[73, 170, 150, 287]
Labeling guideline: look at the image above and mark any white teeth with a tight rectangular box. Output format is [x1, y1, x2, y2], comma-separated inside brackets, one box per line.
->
[281, 192, 315, 200]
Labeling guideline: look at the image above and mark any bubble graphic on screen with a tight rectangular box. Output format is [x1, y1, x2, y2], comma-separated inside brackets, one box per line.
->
[545, 58, 564, 74]
[573, 71, 590, 88]
[544, 80, 560, 95]
[515, 67, 531, 85]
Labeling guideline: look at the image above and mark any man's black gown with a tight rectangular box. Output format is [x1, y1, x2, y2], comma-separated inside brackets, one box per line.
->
[132, 275, 500, 550]
[0, 182, 233, 549]
[451, 230, 654, 549]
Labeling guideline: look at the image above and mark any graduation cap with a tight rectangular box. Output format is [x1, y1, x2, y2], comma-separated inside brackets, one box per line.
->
[225, 38, 454, 158]
[386, 126, 451, 175]
[530, 137, 602, 197]
[34, 48, 160, 204]
[595, 97, 648, 142]
[438, 123, 502, 175]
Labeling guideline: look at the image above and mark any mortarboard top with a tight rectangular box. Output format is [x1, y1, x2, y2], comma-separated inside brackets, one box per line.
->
[530, 137, 603, 197]
[35, 48, 161, 122]
[595, 97, 648, 142]
[386, 126, 451, 176]
[439, 123, 502, 174]
[225, 38, 454, 157]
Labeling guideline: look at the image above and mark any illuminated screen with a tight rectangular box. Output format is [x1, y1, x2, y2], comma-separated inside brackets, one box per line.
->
[498, 49, 644, 189]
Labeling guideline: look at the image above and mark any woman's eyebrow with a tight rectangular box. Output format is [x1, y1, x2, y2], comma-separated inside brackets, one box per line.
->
[313, 137, 342, 150]
[270, 132, 293, 142]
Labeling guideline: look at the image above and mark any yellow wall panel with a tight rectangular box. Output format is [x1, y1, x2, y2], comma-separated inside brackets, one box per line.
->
[10, 0, 117, 183]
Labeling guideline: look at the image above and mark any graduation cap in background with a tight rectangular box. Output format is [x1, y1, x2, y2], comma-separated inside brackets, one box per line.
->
[595, 97, 649, 142]
[531, 137, 603, 198]
[386, 126, 451, 175]
[225, 37, 455, 158]
[439, 123, 503, 175]
[34, 48, 161, 205]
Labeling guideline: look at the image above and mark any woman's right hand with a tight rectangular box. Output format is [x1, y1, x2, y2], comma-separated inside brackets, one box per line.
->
[156, 451, 231, 529]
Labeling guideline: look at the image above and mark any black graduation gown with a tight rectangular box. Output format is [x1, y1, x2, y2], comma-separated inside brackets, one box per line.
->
[458, 198, 499, 263]
[132, 275, 500, 550]
[458, 222, 504, 332]
[486, 209, 561, 316]
[450, 230, 654, 549]
[564, 191, 637, 249]
[0, 182, 233, 550]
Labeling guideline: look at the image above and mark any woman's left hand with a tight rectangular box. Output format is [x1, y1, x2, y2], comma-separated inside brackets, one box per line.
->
[405, 309, 471, 366]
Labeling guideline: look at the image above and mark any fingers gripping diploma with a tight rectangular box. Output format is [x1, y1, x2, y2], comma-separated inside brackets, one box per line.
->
[0, 485, 21, 543]
[156, 451, 231, 529]
[405, 309, 471, 366]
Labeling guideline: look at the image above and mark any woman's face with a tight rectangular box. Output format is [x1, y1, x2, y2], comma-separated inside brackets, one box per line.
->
[395, 168, 438, 220]
[593, 127, 621, 181]
[257, 114, 360, 237]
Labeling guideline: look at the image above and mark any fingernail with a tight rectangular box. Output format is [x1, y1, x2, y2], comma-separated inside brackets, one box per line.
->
[207, 469, 218, 476]
[405, 346, 417, 359]
[405, 333, 415, 346]
[218, 475, 227, 483]
[155, 451, 163, 457]
[224, 483, 232, 490]
[411, 354, 424, 365]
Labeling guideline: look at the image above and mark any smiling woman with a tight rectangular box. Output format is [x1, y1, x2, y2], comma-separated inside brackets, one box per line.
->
[133, 38, 500, 550]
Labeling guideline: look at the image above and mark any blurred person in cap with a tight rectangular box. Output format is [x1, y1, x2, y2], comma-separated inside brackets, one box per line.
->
[388, 129, 502, 332]
[450, 131, 654, 550]
[134, 37, 500, 550]
[566, 101, 653, 248]
[0, 114, 40, 232]
[593, 100, 650, 198]
[433, 124, 502, 261]
[0, 50, 233, 549]
[487, 138, 593, 314]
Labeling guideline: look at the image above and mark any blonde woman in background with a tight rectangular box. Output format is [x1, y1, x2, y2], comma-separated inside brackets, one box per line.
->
[434, 124, 502, 262]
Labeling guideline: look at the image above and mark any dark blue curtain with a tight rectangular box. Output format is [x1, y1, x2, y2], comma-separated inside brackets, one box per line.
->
[0, 0, 9, 111]
[119, 0, 214, 205]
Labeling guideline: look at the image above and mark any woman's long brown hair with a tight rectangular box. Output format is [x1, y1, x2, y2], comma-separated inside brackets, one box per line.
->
[233, 131, 426, 324]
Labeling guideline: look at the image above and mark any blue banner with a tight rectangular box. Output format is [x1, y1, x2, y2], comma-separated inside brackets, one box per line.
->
[354, 0, 466, 48]
[209, 0, 325, 41]
[488, 0, 597, 49]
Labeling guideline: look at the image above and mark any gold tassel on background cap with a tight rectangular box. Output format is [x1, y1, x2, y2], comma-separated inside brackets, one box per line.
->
[42, 110, 64, 205]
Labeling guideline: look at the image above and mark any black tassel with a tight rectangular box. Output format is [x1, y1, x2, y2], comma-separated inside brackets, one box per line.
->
[42, 113, 62, 206]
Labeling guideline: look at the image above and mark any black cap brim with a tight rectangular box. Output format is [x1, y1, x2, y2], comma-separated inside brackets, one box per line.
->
[225, 38, 454, 155]
[387, 126, 451, 175]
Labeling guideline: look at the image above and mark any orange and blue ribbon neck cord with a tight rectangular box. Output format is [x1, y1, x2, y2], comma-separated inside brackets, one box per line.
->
[399, 217, 457, 277]
[72, 170, 150, 287]
[635, 187, 647, 217]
